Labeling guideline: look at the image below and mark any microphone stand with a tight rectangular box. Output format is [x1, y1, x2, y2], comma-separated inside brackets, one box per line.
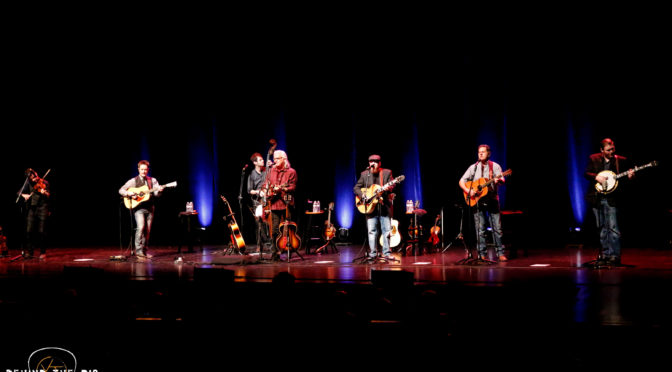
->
[238, 165, 247, 234]
[353, 167, 373, 263]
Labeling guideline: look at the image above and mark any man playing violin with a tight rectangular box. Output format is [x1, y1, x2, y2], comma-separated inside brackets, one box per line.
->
[264, 150, 297, 261]
[20, 168, 51, 259]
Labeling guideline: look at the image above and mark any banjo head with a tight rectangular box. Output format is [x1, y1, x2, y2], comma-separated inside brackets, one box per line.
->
[595, 170, 618, 194]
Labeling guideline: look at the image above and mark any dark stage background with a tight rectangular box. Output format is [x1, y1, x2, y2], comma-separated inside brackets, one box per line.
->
[2, 48, 670, 252]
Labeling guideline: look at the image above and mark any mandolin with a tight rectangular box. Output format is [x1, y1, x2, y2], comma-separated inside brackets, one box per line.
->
[463, 169, 512, 207]
[355, 175, 405, 214]
[220, 195, 246, 253]
[323, 202, 336, 241]
[124, 181, 177, 209]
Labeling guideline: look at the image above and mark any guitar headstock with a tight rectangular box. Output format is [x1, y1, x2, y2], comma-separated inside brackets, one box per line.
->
[268, 139, 277, 155]
[328, 202, 334, 210]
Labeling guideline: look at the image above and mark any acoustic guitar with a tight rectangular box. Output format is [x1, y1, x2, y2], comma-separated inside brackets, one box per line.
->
[355, 175, 405, 214]
[220, 195, 246, 253]
[124, 181, 177, 209]
[595, 160, 658, 194]
[463, 169, 512, 207]
[379, 218, 401, 248]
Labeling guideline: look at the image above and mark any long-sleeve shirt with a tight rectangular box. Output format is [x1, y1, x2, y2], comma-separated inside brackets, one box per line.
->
[247, 169, 267, 207]
[266, 167, 297, 211]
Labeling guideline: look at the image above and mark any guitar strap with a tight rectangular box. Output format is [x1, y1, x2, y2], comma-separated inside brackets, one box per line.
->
[488, 161, 494, 190]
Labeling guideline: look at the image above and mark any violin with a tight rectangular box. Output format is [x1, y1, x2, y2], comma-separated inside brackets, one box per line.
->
[276, 194, 301, 251]
[26, 169, 51, 199]
[33, 178, 49, 197]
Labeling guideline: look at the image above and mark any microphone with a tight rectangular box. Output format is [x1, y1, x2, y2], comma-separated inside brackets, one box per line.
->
[242, 164, 249, 172]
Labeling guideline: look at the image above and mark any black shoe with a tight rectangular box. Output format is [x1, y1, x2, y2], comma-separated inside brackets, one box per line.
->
[607, 256, 621, 266]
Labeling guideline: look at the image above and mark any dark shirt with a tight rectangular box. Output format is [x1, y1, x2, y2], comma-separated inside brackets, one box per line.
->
[353, 168, 395, 216]
[247, 169, 267, 207]
[584, 153, 631, 206]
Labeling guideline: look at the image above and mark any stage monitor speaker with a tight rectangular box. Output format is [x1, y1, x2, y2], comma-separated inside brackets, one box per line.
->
[209, 255, 259, 265]
[371, 270, 414, 289]
[193, 267, 234, 284]
[63, 265, 105, 279]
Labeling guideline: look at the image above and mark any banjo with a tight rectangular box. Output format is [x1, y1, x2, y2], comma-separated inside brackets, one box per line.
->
[595, 160, 658, 194]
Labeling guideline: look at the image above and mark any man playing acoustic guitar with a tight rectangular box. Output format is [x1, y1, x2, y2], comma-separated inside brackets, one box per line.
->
[354, 154, 399, 262]
[119, 160, 166, 259]
[459, 144, 508, 262]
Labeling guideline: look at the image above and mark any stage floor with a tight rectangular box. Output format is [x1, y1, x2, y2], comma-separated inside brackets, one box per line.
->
[2, 244, 672, 369]
[3, 243, 672, 285]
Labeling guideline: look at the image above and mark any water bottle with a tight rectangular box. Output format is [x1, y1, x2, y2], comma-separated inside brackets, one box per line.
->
[186, 201, 194, 213]
[313, 200, 321, 213]
[406, 200, 413, 214]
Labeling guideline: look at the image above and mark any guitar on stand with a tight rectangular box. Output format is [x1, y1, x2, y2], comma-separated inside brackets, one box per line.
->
[428, 214, 441, 249]
[317, 202, 338, 254]
[220, 195, 246, 255]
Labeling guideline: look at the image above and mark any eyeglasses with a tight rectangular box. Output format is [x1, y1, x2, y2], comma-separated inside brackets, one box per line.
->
[369, 160, 380, 163]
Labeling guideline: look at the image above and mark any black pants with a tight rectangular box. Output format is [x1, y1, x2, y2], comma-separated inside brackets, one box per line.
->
[25, 203, 49, 255]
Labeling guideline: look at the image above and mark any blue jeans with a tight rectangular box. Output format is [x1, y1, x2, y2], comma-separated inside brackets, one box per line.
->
[366, 214, 391, 257]
[134, 207, 154, 254]
[474, 206, 504, 257]
[592, 199, 621, 259]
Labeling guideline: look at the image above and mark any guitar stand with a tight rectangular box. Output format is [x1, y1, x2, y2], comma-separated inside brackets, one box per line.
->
[315, 239, 338, 254]
[283, 247, 304, 262]
[222, 242, 245, 256]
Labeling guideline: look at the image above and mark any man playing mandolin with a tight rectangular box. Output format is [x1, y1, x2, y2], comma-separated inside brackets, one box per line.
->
[119, 160, 166, 259]
[584, 138, 634, 266]
[459, 144, 508, 262]
[264, 150, 298, 261]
